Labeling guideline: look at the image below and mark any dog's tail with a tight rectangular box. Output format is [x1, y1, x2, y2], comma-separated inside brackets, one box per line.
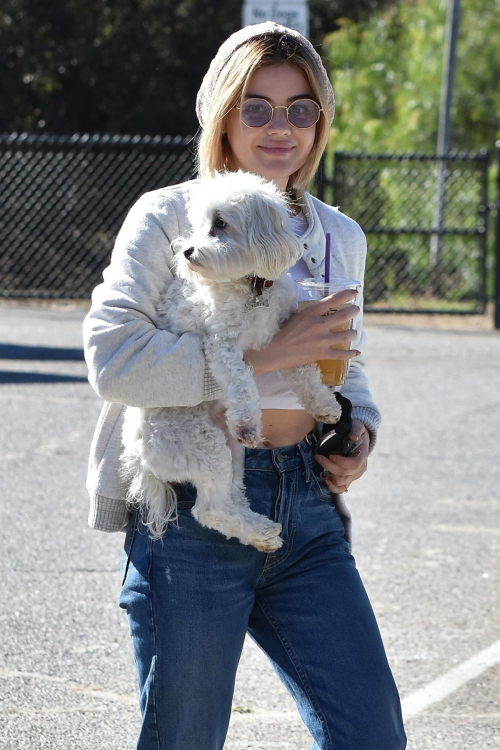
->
[121, 450, 179, 541]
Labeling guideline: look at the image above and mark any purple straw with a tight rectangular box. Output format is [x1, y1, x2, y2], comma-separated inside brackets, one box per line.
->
[324, 233, 331, 283]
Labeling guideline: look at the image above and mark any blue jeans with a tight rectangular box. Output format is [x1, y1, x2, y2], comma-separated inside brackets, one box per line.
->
[118, 436, 406, 750]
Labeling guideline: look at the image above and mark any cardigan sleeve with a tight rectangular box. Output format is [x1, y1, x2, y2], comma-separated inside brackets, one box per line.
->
[83, 188, 223, 408]
[340, 335, 381, 452]
[335, 217, 381, 452]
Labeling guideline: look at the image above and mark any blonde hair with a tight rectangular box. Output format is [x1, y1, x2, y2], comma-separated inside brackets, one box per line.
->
[196, 35, 331, 191]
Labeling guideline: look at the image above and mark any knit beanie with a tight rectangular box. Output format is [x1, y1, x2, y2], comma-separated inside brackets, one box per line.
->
[196, 22, 335, 129]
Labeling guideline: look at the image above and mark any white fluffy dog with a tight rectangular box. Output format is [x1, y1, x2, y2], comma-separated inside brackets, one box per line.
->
[121, 171, 342, 551]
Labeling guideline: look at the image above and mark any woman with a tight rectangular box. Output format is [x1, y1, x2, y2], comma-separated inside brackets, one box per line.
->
[83, 22, 406, 750]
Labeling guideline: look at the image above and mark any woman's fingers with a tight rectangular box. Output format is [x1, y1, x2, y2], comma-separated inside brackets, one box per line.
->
[327, 328, 358, 349]
[315, 452, 363, 479]
[322, 320, 360, 360]
[297, 299, 360, 360]
[314, 423, 369, 490]
[320, 289, 359, 308]
[349, 421, 367, 443]
[262, 290, 361, 371]
[324, 303, 360, 325]
[323, 475, 352, 493]
[309, 301, 360, 326]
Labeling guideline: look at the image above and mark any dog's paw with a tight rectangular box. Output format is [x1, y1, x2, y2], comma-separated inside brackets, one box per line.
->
[252, 534, 284, 553]
[313, 412, 341, 424]
[237, 431, 261, 448]
[312, 404, 342, 424]
[247, 522, 283, 552]
[230, 422, 262, 447]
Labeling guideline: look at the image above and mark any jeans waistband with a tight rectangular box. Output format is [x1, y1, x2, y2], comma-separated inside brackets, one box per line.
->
[244, 430, 318, 474]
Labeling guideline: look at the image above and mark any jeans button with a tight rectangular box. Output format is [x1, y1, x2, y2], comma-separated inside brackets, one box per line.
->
[276, 452, 285, 463]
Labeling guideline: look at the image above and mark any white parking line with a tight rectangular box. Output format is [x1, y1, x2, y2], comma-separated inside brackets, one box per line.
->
[402, 639, 500, 719]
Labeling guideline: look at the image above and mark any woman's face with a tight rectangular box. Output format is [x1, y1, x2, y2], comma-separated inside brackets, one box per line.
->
[225, 63, 317, 191]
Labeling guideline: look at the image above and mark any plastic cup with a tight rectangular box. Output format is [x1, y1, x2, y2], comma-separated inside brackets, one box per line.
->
[296, 278, 361, 386]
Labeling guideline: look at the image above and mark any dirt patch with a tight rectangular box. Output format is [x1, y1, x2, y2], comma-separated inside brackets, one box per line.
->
[0, 298, 91, 311]
[0, 298, 497, 331]
[364, 305, 496, 331]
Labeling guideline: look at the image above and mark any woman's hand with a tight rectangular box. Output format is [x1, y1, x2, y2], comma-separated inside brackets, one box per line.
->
[314, 420, 369, 493]
[244, 289, 360, 375]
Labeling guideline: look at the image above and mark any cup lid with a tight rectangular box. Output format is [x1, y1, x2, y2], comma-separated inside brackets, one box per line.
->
[296, 278, 361, 288]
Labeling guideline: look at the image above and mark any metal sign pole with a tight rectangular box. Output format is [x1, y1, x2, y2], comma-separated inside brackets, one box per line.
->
[495, 141, 500, 330]
[430, 0, 461, 291]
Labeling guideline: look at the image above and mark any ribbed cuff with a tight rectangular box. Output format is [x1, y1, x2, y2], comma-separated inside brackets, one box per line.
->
[203, 367, 224, 401]
[88, 493, 129, 533]
[351, 406, 381, 453]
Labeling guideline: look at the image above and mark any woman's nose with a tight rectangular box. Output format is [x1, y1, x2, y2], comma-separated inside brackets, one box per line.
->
[267, 107, 291, 133]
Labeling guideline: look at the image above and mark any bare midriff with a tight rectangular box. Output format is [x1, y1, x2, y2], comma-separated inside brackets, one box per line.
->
[256, 408, 316, 449]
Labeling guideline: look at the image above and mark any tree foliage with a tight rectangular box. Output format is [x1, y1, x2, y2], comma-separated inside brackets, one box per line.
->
[324, 0, 500, 154]
[1, 0, 396, 136]
[323, 0, 499, 308]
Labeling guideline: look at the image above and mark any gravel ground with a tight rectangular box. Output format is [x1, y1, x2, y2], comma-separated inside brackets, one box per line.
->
[0, 301, 499, 749]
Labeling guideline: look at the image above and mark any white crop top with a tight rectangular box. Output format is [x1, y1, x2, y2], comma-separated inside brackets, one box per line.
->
[254, 210, 310, 410]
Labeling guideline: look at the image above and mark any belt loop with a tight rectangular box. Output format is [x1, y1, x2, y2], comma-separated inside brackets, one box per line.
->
[303, 429, 319, 482]
[298, 436, 312, 482]
[304, 430, 318, 448]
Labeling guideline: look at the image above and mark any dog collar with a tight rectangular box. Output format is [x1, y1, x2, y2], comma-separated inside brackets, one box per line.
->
[248, 276, 274, 296]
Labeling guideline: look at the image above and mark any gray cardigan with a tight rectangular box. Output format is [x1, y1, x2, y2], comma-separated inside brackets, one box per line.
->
[83, 180, 381, 534]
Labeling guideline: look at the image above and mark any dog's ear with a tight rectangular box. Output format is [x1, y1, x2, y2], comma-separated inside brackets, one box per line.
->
[247, 195, 303, 276]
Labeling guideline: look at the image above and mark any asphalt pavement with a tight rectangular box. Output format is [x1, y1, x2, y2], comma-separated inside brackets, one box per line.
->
[0, 302, 499, 749]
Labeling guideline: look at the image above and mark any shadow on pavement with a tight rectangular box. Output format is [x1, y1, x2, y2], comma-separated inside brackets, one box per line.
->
[0, 344, 85, 361]
[0, 371, 88, 384]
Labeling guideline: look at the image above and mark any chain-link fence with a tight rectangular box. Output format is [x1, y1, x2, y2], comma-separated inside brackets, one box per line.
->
[0, 133, 497, 322]
[0, 132, 195, 298]
[317, 151, 491, 314]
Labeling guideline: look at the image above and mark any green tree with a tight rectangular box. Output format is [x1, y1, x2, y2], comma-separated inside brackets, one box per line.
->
[324, 0, 500, 153]
[322, 0, 500, 309]
[1, 0, 397, 137]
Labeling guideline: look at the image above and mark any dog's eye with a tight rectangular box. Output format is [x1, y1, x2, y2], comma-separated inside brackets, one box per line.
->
[215, 217, 227, 230]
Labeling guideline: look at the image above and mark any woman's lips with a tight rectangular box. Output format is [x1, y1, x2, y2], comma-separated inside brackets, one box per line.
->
[258, 145, 294, 156]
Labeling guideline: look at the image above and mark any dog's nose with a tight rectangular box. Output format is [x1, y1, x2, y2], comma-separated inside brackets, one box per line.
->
[184, 247, 195, 259]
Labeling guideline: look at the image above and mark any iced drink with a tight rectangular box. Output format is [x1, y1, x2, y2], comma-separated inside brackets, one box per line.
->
[296, 279, 361, 387]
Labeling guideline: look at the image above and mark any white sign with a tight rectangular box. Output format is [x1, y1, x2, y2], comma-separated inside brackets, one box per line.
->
[242, 0, 309, 38]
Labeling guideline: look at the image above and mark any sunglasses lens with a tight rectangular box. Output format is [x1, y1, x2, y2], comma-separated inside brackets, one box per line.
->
[240, 99, 272, 127]
[288, 100, 320, 128]
[239, 99, 320, 128]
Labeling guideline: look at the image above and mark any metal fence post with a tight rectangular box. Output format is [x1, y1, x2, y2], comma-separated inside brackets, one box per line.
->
[495, 141, 500, 330]
[332, 151, 339, 208]
[478, 149, 489, 315]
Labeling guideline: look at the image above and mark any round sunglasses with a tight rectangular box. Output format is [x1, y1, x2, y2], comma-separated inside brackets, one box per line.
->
[235, 98, 322, 129]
